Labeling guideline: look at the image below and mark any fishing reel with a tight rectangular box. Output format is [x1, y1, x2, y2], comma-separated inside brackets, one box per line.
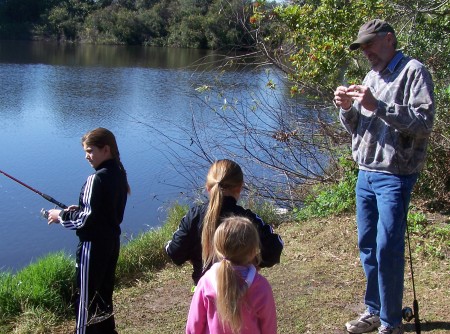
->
[403, 300, 421, 334]
[40, 208, 49, 219]
[402, 306, 414, 322]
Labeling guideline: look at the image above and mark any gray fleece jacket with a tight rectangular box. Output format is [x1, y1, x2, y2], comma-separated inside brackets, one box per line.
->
[339, 51, 435, 175]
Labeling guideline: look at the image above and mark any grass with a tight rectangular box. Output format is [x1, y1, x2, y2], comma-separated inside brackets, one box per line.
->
[11, 306, 60, 334]
[0, 203, 188, 333]
[52, 210, 449, 334]
[0, 252, 75, 333]
[0, 199, 448, 333]
[116, 203, 188, 284]
[0, 252, 75, 320]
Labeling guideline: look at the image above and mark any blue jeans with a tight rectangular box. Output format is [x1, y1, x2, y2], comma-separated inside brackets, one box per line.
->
[356, 170, 418, 328]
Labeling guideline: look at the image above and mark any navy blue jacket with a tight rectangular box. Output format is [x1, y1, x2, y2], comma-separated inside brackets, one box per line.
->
[165, 196, 284, 284]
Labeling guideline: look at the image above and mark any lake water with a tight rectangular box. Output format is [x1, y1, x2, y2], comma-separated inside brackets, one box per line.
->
[0, 41, 292, 272]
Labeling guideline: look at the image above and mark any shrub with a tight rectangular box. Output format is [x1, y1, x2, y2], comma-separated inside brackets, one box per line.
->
[294, 157, 357, 221]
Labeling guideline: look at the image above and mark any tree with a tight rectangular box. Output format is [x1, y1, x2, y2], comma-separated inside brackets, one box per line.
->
[254, 0, 450, 204]
[24, 0, 97, 41]
[153, 0, 449, 207]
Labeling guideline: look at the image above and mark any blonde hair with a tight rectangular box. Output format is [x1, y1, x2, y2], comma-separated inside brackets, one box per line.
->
[82, 127, 131, 194]
[201, 159, 243, 270]
[214, 216, 261, 334]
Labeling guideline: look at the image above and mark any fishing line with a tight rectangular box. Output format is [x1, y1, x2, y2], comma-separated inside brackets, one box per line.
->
[0, 169, 67, 209]
[390, 126, 421, 334]
[404, 220, 421, 333]
[0, 183, 40, 217]
[402, 197, 421, 333]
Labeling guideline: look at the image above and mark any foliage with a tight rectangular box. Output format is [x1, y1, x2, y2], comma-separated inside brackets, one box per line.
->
[251, 0, 448, 99]
[408, 206, 450, 259]
[167, 0, 253, 49]
[407, 208, 428, 234]
[0, 0, 256, 49]
[250, 0, 392, 96]
[293, 156, 357, 220]
[248, 0, 450, 205]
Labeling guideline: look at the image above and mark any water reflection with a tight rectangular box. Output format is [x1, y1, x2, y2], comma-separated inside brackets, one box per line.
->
[0, 40, 321, 273]
[0, 40, 240, 69]
[0, 41, 282, 272]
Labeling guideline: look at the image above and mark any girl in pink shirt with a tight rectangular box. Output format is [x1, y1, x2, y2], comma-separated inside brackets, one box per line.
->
[186, 216, 277, 334]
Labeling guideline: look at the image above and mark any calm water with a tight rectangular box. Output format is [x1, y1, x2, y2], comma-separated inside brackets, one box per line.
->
[0, 41, 289, 271]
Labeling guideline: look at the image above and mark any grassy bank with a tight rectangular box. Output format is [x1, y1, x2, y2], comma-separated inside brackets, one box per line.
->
[53, 210, 449, 334]
[0, 204, 187, 333]
[1, 200, 448, 333]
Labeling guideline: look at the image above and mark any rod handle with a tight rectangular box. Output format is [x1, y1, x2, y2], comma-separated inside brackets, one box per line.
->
[41, 193, 68, 209]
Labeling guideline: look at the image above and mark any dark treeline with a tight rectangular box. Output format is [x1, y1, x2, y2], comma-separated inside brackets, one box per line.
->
[0, 0, 263, 49]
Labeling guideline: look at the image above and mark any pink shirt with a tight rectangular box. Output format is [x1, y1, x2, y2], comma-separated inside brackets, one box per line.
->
[186, 263, 277, 334]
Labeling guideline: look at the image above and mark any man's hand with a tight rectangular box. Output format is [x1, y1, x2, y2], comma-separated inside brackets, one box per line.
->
[334, 86, 353, 110]
[345, 85, 378, 112]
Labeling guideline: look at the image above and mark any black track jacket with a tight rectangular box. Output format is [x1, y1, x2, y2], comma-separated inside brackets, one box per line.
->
[59, 159, 128, 241]
[165, 196, 284, 284]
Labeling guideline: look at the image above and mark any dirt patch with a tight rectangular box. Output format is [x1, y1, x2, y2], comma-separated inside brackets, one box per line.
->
[51, 213, 449, 334]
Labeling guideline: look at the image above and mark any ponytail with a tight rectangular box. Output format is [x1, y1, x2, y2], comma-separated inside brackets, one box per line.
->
[202, 182, 223, 269]
[117, 159, 131, 195]
[216, 259, 246, 334]
[201, 160, 243, 270]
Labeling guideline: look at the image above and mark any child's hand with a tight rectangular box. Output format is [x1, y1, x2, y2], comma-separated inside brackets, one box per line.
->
[47, 209, 61, 225]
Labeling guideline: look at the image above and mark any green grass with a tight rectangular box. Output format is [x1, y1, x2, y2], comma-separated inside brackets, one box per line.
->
[0, 252, 75, 321]
[0, 272, 22, 319]
[408, 207, 450, 259]
[116, 203, 187, 283]
[0, 203, 188, 331]
[0, 252, 75, 334]
[3, 199, 447, 333]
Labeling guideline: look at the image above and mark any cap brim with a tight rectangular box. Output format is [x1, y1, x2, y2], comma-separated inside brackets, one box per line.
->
[349, 33, 377, 51]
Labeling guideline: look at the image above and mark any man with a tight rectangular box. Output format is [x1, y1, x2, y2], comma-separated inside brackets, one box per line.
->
[334, 19, 434, 334]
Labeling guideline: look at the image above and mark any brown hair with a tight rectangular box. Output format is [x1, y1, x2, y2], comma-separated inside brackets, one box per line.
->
[214, 216, 261, 333]
[82, 127, 131, 194]
[201, 159, 243, 270]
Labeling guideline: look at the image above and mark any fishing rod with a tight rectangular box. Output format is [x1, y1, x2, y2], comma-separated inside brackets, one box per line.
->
[402, 220, 421, 334]
[399, 185, 420, 334]
[0, 169, 67, 209]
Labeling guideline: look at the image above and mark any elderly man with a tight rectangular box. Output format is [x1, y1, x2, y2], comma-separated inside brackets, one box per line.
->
[334, 19, 434, 334]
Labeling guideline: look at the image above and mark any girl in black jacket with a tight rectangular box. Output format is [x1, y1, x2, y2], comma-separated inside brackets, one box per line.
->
[165, 159, 283, 285]
[47, 127, 130, 334]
